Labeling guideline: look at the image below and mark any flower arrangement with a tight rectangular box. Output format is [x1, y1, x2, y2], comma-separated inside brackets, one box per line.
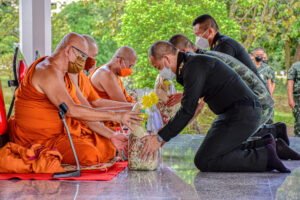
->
[142, 92, 159, 108]
[140, 92, 162, 134]
[128, 103, 160, 171]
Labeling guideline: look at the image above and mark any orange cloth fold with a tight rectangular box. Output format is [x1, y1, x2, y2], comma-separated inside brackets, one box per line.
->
[8, 57, 116, 166]
[0, 142, 64, 173]
[89, 66, 135, 131]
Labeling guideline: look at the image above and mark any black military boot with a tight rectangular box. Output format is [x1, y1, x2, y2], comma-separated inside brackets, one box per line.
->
[274, 122, 289, 145]
[276, 138, 300, 160]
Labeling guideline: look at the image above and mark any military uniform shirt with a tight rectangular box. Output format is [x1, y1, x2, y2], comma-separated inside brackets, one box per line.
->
[210, 32, 260, 79]
[288, 61, 300, 97]
[158, 52, 257, 142]
[269, 66, 276, 83]
[195, 49, 273, 125]
[258, 63, 274, 84]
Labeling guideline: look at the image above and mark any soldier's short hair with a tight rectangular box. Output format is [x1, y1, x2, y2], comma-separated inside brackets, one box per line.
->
[168, 34, 195, 50]
[148, 41, 177, 60]
[192, 14, 219, 31]
[253, 47, 265, 53]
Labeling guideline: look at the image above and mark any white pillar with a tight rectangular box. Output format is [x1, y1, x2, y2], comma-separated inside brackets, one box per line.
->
[19, 0, 51, 66]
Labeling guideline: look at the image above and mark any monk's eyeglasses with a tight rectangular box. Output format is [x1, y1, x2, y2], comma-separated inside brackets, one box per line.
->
[72, 46, 88, 61]
[117, 56, 134, 69]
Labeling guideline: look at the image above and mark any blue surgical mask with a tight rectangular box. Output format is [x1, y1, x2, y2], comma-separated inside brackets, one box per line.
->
[159, 59, 176, 80]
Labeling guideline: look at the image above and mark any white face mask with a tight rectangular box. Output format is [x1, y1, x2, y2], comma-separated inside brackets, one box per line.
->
[159, 58, 176, 80]
[195, 30, 210, 49]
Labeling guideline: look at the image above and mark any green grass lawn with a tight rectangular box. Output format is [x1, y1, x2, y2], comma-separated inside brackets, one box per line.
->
[273, 78, 294, 127]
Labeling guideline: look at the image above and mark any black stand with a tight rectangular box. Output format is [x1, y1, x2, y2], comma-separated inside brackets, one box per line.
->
[52, 103, 81, 178]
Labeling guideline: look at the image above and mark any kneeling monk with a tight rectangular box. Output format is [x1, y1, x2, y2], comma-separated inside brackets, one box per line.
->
[8, 33, 141, 166]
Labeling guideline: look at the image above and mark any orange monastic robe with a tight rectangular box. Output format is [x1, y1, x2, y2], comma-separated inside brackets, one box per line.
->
[8, 57, 116, 166]
[89, 66, 135, 131]
[77, 71, 100, 104]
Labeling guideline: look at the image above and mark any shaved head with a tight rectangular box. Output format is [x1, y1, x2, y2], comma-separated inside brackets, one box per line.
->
[148, 40, 177, 60]
[113, 46, 137, 62]
[55, 32, 88, 55]
[83, 35, 98, 57]
[169, 34, 195, 50]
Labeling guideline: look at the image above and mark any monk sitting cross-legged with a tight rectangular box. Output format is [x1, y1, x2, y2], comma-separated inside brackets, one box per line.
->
[89, 46, 137, 131]
[66, 35, 135, 161]
[8, 33, 142, 166]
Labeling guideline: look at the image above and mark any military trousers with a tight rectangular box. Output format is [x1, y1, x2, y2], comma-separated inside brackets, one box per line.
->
[194, 100, 268, 172]
[293, 96, 300, 136]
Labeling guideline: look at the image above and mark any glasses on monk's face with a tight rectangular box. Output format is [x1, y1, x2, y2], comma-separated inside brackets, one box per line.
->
[117, 56, 134, 69]
[71, 46, 89, 61]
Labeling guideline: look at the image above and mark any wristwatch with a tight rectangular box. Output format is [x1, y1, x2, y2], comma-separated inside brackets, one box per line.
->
[157, 134, 165, 143]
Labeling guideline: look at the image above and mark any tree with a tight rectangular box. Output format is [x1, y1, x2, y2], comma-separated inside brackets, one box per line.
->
[83, 0, 126, 37]
[0, 0, 19, 77]
[52, 1, 118, 65]
[226, 0, 300, 70]
[115, 0, 240, 88]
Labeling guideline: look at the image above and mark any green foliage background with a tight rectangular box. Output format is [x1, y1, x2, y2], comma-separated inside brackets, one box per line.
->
[1, 0, 299, 85]
[115, 0, 240, 88]
[52, 1, 118, 65]
[0, 0, 19, 79]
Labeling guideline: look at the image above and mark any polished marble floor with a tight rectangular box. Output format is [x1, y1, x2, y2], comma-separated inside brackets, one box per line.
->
[0, 135, 299, 200]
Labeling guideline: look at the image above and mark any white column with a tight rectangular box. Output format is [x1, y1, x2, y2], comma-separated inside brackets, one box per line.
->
[19, 0, 51, 66]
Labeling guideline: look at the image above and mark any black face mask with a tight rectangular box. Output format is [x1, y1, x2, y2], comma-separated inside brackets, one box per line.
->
[262, 60, 268, 64]
[255, 56, 263, 62]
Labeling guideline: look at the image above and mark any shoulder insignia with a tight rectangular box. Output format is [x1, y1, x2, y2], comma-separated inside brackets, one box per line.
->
[178, 61, 184, 76]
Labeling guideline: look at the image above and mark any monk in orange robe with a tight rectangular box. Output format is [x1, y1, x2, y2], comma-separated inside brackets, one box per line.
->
[8, 33, 141, 166]
[89, 46, 137, 131]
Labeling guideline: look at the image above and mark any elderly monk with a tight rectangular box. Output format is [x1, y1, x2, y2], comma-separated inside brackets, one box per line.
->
[8, 33, 141, 166]
[89, 46, 137, 131]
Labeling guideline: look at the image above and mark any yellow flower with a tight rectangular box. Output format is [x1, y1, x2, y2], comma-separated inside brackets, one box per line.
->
[149, 92, 159, 105]
[142, 95, 152, 108]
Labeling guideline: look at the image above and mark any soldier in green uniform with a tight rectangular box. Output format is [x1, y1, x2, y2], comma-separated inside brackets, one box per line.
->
[253, 48, 274, 95]
[263, 52, 276, 95]
[287, 61, 300, 136]
[253, 48, 275, 124]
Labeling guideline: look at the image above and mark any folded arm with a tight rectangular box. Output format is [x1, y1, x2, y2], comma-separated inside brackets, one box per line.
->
[91, 98, 134, 110]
